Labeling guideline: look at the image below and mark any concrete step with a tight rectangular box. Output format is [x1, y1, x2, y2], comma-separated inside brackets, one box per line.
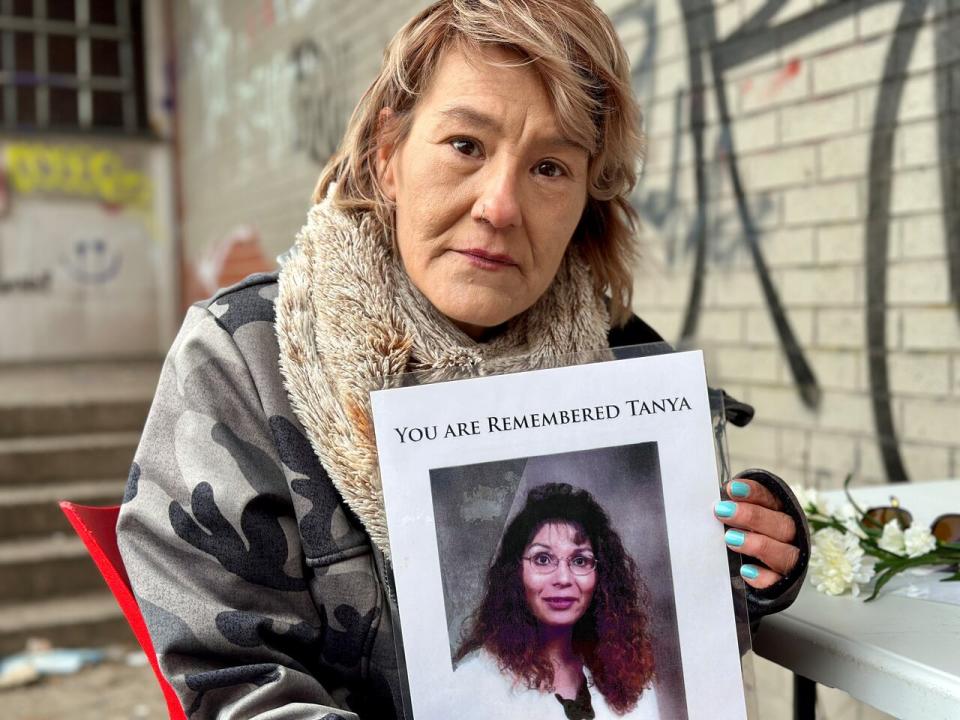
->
[0, 479, 126, 540]
[0, 432, 139, 484]
[0, 535, 110, 605]
[0, 358, 160, 438]
[0, 398, 152, 439]
[0, 359, 162, 404]
[0, 592, 132, 657]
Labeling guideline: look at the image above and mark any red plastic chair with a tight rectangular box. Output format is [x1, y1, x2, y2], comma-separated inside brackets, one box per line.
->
[59, 502, 187, 720]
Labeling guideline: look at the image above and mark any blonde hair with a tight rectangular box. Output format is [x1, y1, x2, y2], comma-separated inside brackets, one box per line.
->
[314, 0, 645, 325]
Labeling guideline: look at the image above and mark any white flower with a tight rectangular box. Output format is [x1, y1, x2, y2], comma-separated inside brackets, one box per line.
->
[836, 503, 867, 539]
[877, 520, 906, 555]
[790, 485, 826, 516]
[809, 527, 876, 597]
[903, 526, 937, 558]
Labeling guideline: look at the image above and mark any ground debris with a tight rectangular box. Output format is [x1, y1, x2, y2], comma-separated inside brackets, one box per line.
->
[0, 646, 106, 687]
[0, 644, 167, 720]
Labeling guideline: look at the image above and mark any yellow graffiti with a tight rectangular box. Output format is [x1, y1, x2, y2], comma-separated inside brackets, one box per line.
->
[3, 143, 153, 211]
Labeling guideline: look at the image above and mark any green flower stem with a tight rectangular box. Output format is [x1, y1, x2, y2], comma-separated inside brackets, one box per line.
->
[865, 553, 959, 601]
[862, 542, 907, 563]
[841, 473, 868, 517]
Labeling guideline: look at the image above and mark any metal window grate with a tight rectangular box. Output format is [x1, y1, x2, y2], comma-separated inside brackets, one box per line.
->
[0, 0, 144, 132]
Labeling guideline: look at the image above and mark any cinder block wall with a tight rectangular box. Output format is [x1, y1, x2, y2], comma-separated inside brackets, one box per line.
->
[173, 0, 426, 300]
[174, 0, 959, 491]
[617, 0, 960, 490]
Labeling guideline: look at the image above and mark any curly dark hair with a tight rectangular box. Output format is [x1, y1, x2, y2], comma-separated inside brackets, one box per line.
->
[454, 482, 654, 714]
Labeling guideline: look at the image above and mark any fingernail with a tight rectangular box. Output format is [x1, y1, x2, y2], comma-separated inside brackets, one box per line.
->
[725, 529, 746, 547]
[740, 564, 760, 580]
[730, 481, 751, 498]
[715, 501, 737, 518]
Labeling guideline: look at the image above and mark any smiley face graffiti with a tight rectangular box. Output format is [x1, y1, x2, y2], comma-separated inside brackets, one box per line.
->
[61, 237, 123, 285]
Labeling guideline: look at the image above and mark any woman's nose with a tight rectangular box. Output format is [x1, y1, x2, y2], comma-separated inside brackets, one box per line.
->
[552, 561, 574, 584]
[474, 160, 522, 229]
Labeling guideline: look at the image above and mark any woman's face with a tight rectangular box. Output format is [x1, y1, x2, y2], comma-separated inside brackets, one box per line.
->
[377, 44, 590, 339]
[521, 522, 597, 629]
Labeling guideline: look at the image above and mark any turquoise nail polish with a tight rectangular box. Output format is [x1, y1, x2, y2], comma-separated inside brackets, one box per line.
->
[725, 529, 746, 547]
[740, 564, 760, 580]
[715, 501, 737, 518]
[730, 481, 751, 498]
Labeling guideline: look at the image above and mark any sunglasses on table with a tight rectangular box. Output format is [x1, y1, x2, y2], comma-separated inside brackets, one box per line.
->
[861, 497, 960, 544]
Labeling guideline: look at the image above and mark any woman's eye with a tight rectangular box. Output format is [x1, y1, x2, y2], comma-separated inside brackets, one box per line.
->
[451, 138, 482, 158]
[533, 553, 554, 566]
[535, 161, 565, 178]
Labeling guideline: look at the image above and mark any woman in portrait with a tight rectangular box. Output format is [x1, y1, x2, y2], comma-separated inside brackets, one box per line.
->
[455, 483, 658, 719]
[117, 1, 810, 718]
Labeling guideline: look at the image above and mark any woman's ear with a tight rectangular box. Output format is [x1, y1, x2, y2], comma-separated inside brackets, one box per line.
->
[376, 107, 399, 202]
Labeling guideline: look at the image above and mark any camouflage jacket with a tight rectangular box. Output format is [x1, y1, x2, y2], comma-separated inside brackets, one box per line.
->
[118, 272, 808, 720]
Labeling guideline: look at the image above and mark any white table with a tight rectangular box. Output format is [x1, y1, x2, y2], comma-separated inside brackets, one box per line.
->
[753, 479, 960, 719]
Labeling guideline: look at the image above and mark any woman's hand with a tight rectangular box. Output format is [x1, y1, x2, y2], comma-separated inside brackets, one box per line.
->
[714, 478, 801, 589]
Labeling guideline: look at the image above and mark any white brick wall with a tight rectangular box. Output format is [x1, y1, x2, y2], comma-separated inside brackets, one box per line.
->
[817, 222, 864, 263]
[698, 309, 746, 342]
[760, 227, 816, 266]
[745, 307, 815, 346]
[620, 0, 957, 499]
[811, 37, 888, 95]
[807, 349, 862, 391]
[731, 110, 780, 152]
[903, 309, 960, 350]
[887, 353, 952, 396]
[887, 260, 952, 305]
[742, 147, 817, 190]
[784, 182, 860, 224]
[891, 168, 943, 215]
[902, 398, 960, 445]
[623, 16, 958, 716]
[858, 2, 903, 40]
[781, 93, 858, 144]
[897, 213, 947, 259]
[782, 11, 856, 59]
[739, 61, 811, 113]
[860, 71, 938, 128]
[778, 266, 859, 306]
[174, 0, 432, 286]
[818, 133, 870, 181]
[895, 120, 940, 169]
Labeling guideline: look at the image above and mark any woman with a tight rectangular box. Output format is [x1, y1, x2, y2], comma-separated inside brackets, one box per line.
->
[454, 483, 658, 719]
[117, 2, 809, 719]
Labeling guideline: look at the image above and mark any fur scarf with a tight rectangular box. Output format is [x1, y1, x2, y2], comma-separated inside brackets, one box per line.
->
[275, 198, 610, 557]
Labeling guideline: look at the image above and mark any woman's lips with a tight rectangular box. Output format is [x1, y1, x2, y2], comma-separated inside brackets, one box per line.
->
[543, 597, 577, 610]
[455, 248, 518, 270]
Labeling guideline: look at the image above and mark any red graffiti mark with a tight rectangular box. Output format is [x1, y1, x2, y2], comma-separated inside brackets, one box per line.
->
[191, 225, 273, 303]
[740, 78, 753, 95]
[767, 58, 802, 97]
[262, 0, 275, 28]
[245, 1, 275, 43]
[0, 170, 8, 217]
